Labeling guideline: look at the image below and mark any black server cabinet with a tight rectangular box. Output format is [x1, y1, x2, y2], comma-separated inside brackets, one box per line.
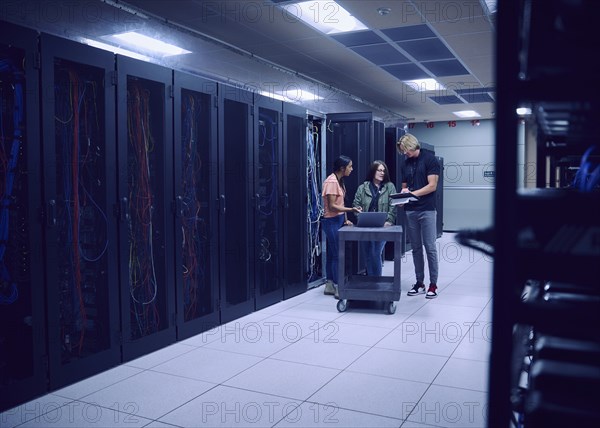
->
[173, 71, 219, 339]
[116, 56, 176, 361]
[326, 112, 382, 275]
[217, 85, 255, 323]
[40, 34, 121, 390]
[253, 95, 284, 310]
[0, 22, 46, 412]
[282, 101, 308, 299]
[326, 112, 383, 222]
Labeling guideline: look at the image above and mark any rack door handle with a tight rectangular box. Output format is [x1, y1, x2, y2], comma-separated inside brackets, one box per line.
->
[120, 197, 130, 222]
[219, 195, 226, 215]
[47, 200, 56, 227]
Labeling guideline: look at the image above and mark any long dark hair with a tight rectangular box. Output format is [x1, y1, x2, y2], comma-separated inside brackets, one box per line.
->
[333, 155, 352, 190]
[365, 160, 390, 184]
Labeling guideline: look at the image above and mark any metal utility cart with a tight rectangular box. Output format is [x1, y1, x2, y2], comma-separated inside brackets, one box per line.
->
[337, 225, 403, 314]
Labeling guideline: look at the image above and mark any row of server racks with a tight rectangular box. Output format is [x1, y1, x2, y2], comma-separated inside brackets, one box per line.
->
[491, 1, 600, 427]
[0, 22, 311, 411]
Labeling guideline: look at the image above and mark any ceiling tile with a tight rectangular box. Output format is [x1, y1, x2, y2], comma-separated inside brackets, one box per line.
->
[422, 59, 469, 77]
[381, 24, 436, 41]
[350, 44, 410, 65]
[381, 63, 430, 80]
[455, 86, 495, 95]
[330, 30, 385, 47]
[462, 93, 494, 103]
[397, 38, 454, 61]
[429, 95, 465, 105]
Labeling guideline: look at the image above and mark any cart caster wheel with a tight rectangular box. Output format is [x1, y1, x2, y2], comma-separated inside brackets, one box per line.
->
[387, 302, 396, 315]
[337, 299, 348, 312]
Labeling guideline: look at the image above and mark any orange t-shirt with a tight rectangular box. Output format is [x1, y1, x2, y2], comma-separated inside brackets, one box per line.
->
[322, 173, 345, 218]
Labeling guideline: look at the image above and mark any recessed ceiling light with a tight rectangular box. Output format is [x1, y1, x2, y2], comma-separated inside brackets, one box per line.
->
[80, 38, 152, 61]
[283, 1, 368, 34]
[404, 78, 446, 92]
[377, 7, 392, 16]
[103, 32, 191, 56]
[453, 110, 481, 118]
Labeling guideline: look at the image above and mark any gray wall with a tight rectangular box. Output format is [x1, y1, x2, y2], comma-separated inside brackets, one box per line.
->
[409, 119, 495, 231]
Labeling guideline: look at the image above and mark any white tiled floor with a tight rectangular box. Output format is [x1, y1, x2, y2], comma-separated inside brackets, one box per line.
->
[1, 233, 493, 428]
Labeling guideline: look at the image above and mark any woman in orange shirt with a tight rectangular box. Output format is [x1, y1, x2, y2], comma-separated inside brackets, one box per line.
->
[321, 155, 362, 296]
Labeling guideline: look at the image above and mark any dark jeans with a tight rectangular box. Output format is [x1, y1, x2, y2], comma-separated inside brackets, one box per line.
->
[321, 214, 345, 284]
[360, 241, 386, 276]
[405, 210, 438, 284]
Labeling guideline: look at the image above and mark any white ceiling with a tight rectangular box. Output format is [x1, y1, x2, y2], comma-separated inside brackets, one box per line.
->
[1, 0, 496, 125]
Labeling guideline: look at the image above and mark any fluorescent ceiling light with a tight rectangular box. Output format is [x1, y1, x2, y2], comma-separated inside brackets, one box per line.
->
[259, 91, 287, 102]
[104, 32, 191, 56]
[283, 1, 368, 34]
[404, 78, 446, 92]
[453, 110, 481, 118]
[81, 38, 151, 61]
[516, 107, 532, 116]
[273, 88, 323, 102]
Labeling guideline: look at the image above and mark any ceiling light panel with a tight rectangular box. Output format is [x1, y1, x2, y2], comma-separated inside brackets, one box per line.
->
[283, 1, 368, 34]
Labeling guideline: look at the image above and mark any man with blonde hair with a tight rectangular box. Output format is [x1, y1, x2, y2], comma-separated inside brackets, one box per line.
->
[397, 133, 440, 298]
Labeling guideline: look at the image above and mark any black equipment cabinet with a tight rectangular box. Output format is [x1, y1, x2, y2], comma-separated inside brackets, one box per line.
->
[326, 112, 385, 275]
[116, 56, 176, 361]
[0, 22, 46, 412]
[491, 2, 600, 427]
[217, 84, 255, 323]
[253, 95, 284, 309]
[40, 34, 121, 390]
[326, 112, 385, 220]
[172, 71, 219, 339]
[282, 101, 308, 299]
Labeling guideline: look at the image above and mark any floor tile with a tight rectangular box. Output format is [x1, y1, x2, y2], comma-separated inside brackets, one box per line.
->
[308, 371, 428, 420]
[51, 365, 143, 400]
[433, 358, 488, 392]
[274, 402, 402, 427]
[151, 347, 263, 384]
[224, 359, 339, 400]
[76, 370, 214, 420]
[405, 385, 488, 427]
[347, 347, 448, 384]
[158, 385, 301, 427]
[125, 343, 196, 370]
[270, 337, 369, 369]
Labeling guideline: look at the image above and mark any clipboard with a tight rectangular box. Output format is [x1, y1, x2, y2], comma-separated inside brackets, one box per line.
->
[390, 192, 419, 205]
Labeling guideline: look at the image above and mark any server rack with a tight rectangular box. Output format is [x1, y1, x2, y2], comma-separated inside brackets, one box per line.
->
[217, 84, 255, 323]
[282, 101, 308, 299]
[116, 56, 176, 361]
[40, 34, 121, 389]
[326, 112, 384, 275]
[173, 71, 219, 339]
[253, 94, 284, 310]
[491, 1, 600, 426]
[0, 22, 46, 412]
[325, 112, 384, 221]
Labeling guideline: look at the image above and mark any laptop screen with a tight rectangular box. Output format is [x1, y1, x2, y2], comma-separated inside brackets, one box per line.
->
[355, 212, 387, 228]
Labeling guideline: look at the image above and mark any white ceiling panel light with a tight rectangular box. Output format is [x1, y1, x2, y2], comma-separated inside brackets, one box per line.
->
[453, 110, 481, 118]
[80, 38, 152, 61]
[404, 78, 446, 92]
[102, 32, 191, 56]
[283, 1, 368, 34]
